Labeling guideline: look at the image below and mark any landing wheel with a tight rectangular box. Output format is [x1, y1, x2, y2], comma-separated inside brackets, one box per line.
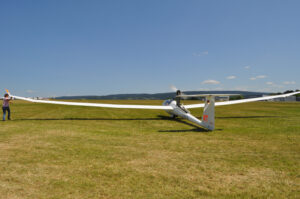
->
[172, 115, 177, 119]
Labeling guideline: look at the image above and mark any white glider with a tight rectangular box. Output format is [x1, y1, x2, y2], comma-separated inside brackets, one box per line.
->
[7, 89, 300, 131]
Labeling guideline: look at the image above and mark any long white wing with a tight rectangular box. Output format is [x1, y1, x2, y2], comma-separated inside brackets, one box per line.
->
[12, 95, 173, 110]
[178, 94, 240, 98]
[183, 92, 300, 109]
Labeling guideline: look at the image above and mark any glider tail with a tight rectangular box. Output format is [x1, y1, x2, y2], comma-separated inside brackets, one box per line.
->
[200, 96, 215, 131]
[5, 89, 11, 96]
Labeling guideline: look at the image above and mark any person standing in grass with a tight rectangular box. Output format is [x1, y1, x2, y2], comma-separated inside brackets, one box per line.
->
[2, 93, 12, 121]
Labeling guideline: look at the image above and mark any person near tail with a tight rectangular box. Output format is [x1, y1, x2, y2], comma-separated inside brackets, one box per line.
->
[2, 93, 12, 121]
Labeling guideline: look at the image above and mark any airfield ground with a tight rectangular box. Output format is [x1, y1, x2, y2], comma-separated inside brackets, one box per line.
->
[0, 100, 299, 199]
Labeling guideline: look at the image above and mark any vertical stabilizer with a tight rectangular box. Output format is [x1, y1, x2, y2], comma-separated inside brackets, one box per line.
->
[5, 89, 10, 95]
[200, 96, 215, 130]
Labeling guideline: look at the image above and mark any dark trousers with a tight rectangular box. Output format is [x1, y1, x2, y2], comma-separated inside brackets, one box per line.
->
[2, 107, 10, 121]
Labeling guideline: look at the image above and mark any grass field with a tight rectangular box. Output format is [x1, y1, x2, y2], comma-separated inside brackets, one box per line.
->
[0, 100, 299, 199]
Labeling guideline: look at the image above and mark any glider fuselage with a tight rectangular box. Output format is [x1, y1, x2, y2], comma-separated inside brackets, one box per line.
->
[163, 99, 204, 128]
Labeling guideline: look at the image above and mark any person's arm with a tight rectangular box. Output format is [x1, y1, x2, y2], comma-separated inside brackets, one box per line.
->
[5, 97, 12, 103]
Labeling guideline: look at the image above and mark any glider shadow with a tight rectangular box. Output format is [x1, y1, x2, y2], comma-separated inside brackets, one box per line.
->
[16, 115, 209, 132]
[157, 115, 211, 133]
[15, 115, 282, 121]
[216, 115, 281, 119]
[157, 115, 281, 133]
[15, 115, 277, 132]
[16, 117, 162, 121]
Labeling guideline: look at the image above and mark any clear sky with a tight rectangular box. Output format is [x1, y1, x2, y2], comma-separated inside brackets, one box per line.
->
[0, 0, 299, 97]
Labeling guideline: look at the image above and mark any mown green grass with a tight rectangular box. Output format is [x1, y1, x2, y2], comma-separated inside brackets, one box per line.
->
[0, 100, 299, 199]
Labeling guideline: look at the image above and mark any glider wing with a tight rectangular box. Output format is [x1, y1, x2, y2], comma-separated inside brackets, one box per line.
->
[12, 95, 173, 110]
[183, 91, 300, 109]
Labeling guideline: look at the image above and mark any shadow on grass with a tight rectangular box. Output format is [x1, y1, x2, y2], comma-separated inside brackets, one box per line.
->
[158, 128, 209, 133]
[157, 115, 213, 133]
[16, 117, 163, 121]
[16, 115, 211, 132]
[216, 115, 281, 119]
[158, 115, 283, 133]
[15, 115, 280, 122]
[15, 115, 275, 132]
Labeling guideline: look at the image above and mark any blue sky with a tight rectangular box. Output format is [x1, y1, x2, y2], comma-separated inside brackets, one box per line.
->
[0, 0, 299, 97]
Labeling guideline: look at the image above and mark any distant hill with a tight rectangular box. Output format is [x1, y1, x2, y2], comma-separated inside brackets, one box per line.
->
[54, 91, 271, 100]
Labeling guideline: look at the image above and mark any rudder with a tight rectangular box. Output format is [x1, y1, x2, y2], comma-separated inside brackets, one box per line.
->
[201, 96, 215, 130]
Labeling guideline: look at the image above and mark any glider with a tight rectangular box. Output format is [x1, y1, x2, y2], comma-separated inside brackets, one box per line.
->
[5, 89, 300, 131]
